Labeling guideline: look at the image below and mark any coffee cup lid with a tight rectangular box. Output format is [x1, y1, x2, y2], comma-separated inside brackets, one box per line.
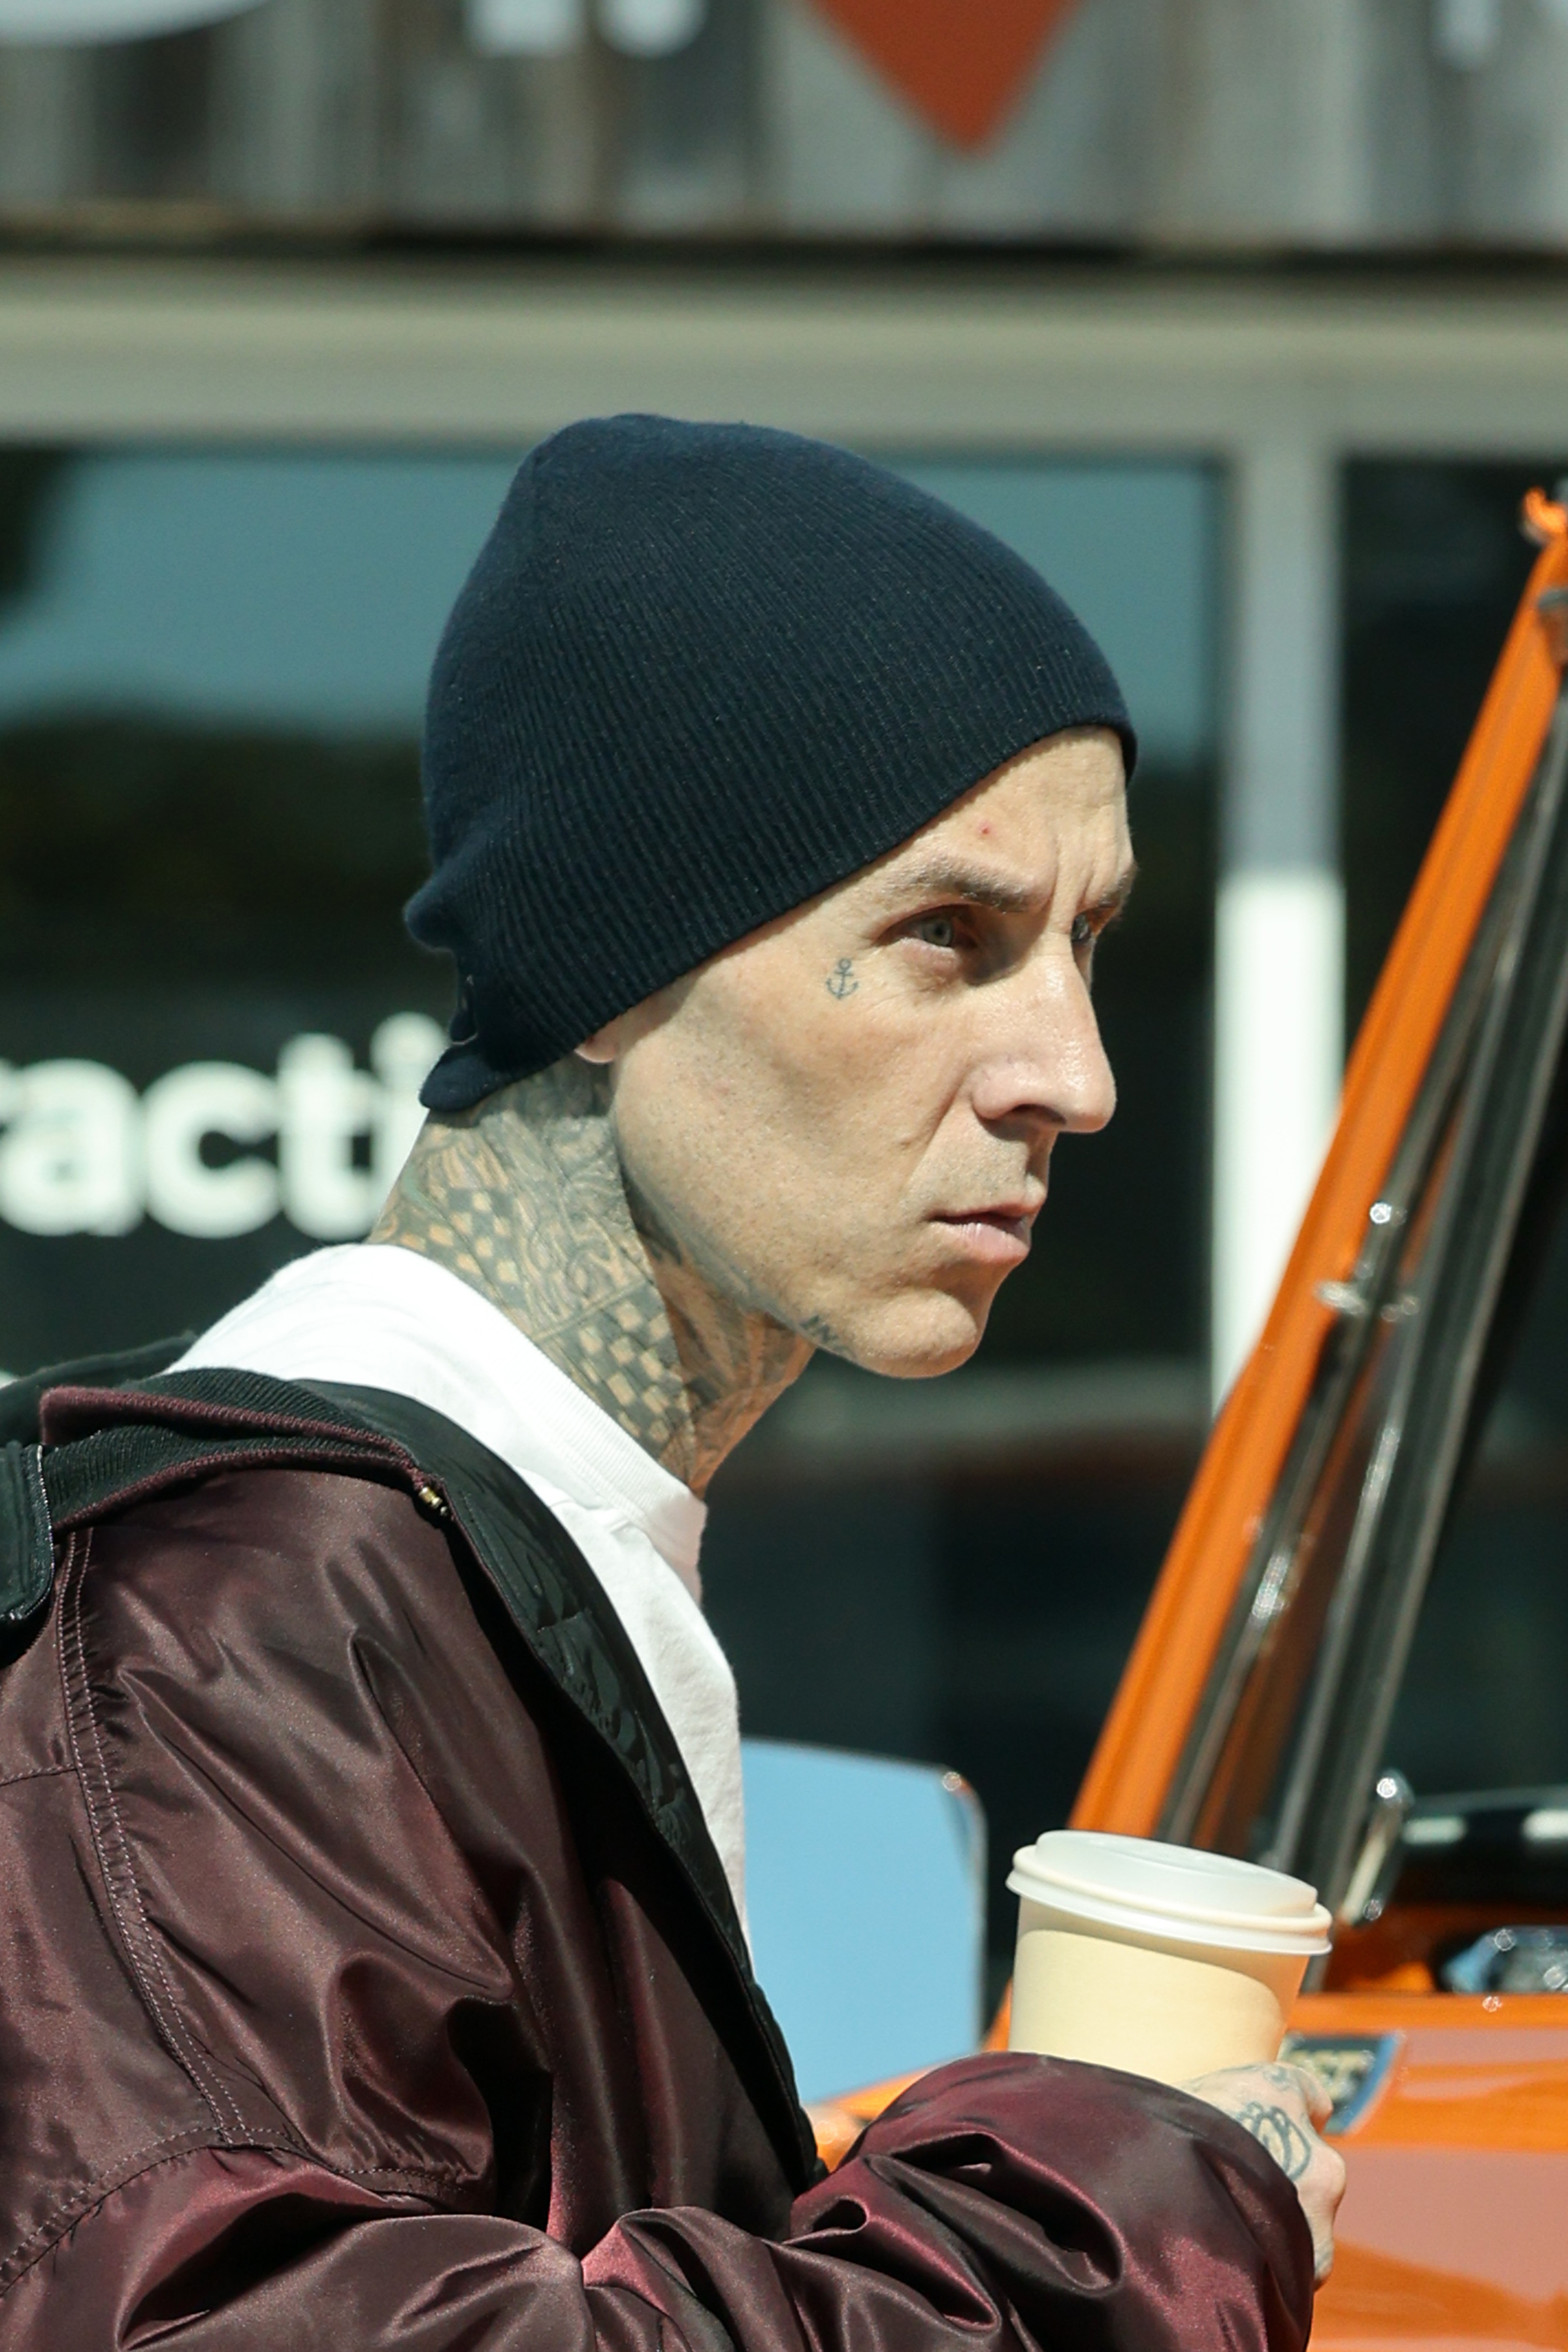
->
[1007, 1829, 1332, 1957]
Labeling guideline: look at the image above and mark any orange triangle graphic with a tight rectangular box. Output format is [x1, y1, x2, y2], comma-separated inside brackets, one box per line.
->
[809, 0, 1081, 149]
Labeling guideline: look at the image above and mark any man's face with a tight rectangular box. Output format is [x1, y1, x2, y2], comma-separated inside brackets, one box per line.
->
[586, 727, 1133, 1377]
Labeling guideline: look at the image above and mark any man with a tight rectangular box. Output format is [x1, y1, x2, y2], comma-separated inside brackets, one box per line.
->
[0, 417, 1341, 2345]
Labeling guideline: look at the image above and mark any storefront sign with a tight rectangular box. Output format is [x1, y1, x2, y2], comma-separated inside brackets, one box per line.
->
[0, 1013, 442, 1243]
[809, 0, 1080, 146]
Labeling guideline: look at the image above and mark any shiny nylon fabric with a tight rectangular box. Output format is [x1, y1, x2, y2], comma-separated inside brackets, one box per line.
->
[0, 1386, 1313, 2349]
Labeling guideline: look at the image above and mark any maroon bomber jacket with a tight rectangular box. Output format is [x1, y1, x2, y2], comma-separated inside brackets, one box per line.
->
[0, 1359, 1315, 2350]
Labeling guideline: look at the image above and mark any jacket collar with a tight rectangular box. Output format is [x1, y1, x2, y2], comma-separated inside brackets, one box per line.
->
[1, 1352, 817, 2191]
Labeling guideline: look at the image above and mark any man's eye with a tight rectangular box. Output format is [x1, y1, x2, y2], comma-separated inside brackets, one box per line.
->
[913, 913, 959, 949]
[1071, 914, 1096, 952]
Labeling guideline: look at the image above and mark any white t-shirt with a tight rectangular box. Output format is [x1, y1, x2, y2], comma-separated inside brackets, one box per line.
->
[171, 1243, 747, 1928]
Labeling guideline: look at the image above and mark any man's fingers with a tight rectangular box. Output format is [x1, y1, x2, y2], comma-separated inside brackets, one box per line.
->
[1310, 2140, 1348, 2284]
[1183, 2060, 1346, 2292]
[1281, 2062, 1335, 2129]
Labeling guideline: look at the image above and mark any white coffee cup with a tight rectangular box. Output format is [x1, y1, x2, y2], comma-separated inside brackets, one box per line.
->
[1006, 1830, 1332, 2085]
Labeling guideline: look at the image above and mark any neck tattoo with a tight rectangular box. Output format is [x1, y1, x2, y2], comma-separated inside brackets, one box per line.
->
[368, 1056, 811, 1495]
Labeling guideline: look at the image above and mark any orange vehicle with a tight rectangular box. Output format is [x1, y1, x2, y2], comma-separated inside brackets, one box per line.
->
[818, 489, 1568, 2345]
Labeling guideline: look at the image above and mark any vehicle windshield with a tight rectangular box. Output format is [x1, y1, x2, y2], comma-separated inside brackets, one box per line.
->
[1160, 673, 1568, 1942]
[1391, 1107, 1568, 1803]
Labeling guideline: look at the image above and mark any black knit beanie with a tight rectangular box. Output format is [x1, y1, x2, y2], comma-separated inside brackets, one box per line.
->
[409, 416, 1134, 1110]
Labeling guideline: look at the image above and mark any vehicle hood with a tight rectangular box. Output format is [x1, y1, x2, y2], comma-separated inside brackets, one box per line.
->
[1296, 1991, 1568, 2349]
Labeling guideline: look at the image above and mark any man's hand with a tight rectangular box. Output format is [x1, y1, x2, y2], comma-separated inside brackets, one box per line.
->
[1183, 2061, 1347, 2284]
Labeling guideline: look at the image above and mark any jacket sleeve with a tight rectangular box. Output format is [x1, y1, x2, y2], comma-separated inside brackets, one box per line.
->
[1, 2057, 1313, 2352]
[0, 1468, 1314, 2352]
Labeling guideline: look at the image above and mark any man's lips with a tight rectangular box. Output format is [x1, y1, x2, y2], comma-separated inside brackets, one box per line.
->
[928, 1205, 1039, 1263]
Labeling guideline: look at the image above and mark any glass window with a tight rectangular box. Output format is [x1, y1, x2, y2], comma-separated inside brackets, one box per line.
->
[0, 447, 518, 1367]
[1343, 459, 1568, 1810]
[1344, 460, 1558, 1033]
[1154, 460, 1568, 1974]
[1392, 1169, 1568, 1800]
[0, 444, 1221, 1999]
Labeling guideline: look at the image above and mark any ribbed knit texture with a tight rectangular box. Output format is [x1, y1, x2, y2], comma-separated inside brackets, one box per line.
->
[409, 416, 1134, 1109]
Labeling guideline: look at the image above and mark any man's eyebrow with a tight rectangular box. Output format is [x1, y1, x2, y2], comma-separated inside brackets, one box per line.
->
[1086, 862, 1139, 923]
[874, 853, 1139, 922]
[875, 855, 1041, 917]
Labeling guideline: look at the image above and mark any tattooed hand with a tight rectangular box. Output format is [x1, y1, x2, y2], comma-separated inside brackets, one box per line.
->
[1183, 2061, 1346, 2285]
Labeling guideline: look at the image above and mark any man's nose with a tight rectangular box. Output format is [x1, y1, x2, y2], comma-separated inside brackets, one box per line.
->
[968, 951, 1117, 1137]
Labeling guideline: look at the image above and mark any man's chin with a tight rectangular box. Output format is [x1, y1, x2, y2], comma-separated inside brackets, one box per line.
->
[825, 1292, 990, 1380]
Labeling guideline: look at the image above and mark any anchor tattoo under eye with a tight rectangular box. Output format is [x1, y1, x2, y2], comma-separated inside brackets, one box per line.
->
[826, 958, 859, 999]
